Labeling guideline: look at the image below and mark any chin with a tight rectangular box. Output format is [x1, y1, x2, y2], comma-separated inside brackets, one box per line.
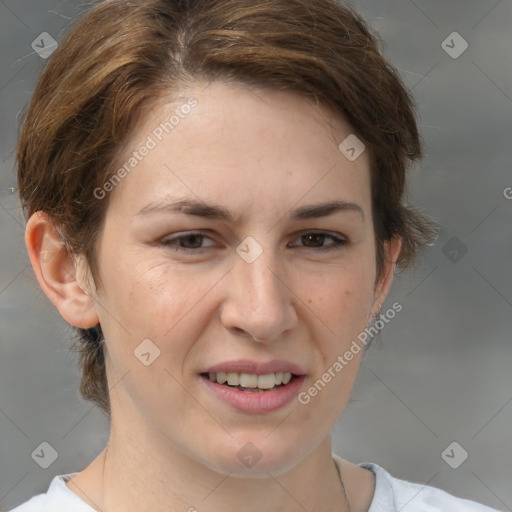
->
[199, 434, 308, 478]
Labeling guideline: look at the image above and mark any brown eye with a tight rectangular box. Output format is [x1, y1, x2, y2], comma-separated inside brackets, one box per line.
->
[178, 234, 205, 248]
[159, 231, 217, 252]
[301, 233, 327, 247]
[292, 231, 348, 251]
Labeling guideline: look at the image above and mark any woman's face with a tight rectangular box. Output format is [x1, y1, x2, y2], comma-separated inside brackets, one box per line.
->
[88, 80, 391, 476]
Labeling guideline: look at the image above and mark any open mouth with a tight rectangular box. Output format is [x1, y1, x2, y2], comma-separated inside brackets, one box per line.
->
[200, 372, 299, 393]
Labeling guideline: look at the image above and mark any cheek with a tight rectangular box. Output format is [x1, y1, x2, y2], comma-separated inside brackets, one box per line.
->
[304, 259, 376, 340]
[100, 262, 224, 412]
[123, 265, 216, 337]
[295, 267, 374, 422]
[106, 256, 234, 370]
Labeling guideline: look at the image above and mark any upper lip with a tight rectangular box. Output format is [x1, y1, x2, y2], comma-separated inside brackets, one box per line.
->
[203, 359, 306, 376]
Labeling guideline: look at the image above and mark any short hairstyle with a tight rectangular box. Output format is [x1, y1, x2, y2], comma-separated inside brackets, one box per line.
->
[16, 0, 437, 416]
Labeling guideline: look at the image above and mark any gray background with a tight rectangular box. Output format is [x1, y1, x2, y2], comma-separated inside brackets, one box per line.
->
[1, 0, 511, 510]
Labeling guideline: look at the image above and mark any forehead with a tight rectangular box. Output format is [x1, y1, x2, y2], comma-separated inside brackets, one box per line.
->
[105, 80, 372, 219]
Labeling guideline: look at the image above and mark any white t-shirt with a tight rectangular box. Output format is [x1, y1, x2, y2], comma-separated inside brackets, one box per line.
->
[8, 457, 501, 512]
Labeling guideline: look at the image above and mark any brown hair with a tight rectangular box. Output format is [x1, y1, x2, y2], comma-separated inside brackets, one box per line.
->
[17, 0, 437, 416]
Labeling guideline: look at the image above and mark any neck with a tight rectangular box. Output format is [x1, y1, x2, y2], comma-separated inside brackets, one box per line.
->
[68, 423, 350, 512]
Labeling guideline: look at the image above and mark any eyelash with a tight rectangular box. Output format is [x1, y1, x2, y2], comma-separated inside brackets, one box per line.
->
[158, 230, 349, 253]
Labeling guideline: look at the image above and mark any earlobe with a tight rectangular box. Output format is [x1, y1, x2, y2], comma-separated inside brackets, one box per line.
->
[25, 211, 99, 329]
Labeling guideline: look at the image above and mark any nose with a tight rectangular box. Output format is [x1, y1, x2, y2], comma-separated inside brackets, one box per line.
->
[220, 250, 298, 343]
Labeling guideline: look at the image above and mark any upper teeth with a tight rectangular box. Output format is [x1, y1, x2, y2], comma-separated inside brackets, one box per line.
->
[208, 372, 292, 389]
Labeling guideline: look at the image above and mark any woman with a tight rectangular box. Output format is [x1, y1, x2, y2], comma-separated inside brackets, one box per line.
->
[11, 0, 500, 510]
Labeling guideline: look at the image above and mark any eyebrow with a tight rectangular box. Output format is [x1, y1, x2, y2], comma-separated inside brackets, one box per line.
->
[135, 198, 364, 222]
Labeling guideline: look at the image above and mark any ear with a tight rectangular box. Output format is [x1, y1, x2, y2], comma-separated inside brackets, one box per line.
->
[369, 236, 402, 320]
[25, 211, 99, 329]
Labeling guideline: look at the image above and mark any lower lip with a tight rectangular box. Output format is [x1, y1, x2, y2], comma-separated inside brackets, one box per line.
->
[201, 375, 306, 414]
